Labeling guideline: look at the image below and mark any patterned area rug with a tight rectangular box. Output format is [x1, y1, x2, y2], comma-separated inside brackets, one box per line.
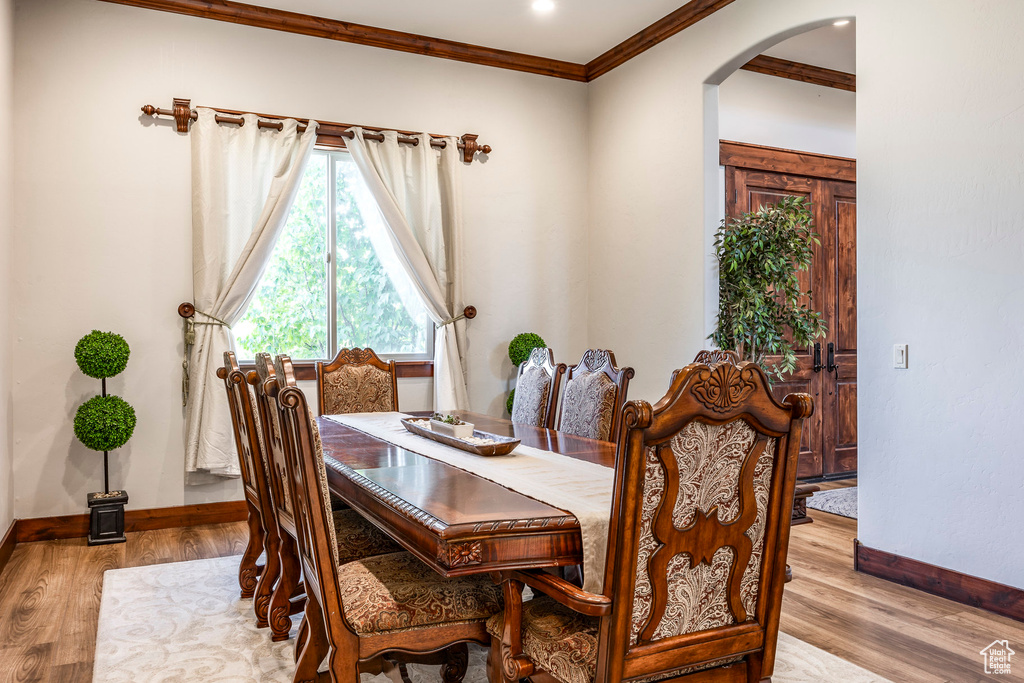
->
[806, 486, 858, 519]
[94, 556, 888, 682]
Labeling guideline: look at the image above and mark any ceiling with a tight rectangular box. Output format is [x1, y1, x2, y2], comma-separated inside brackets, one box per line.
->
[763, 23, 856, 73]
[248, 0, 685, 63]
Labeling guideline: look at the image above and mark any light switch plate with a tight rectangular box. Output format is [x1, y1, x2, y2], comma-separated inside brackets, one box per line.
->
[894, 344, 909, 369]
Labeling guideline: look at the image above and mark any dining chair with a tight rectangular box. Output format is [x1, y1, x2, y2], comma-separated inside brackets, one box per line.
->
[556, 349, 634, 443]
[488, 357, 812, 683]
[511, 347, 566, 429]
[250, 353, 402, 642]
[217, 351, 270, 601]
[269, 354, 504, 683]
[316, 347, 399, 416]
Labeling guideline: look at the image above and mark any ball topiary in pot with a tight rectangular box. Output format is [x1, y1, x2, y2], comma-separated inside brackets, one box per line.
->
[74, 330, 135, 545]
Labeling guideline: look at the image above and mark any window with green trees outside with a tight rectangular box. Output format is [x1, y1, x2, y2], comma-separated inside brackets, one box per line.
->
[234, 151, 432, 361]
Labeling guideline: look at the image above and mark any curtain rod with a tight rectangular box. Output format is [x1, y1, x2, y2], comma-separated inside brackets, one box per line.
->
[140, 98, 492, 163]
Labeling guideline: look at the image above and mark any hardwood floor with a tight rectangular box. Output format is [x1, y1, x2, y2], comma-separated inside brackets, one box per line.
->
[0, 523, 247, 682]
[0, 508, 1020, 682]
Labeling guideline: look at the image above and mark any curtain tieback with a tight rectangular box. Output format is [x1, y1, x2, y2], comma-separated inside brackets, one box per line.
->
[180, 307, 231, 406]
[436, 306, 477, 328]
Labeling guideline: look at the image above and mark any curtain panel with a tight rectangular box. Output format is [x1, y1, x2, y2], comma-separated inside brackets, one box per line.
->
[185, 108, 319, 478]
[345, 128, 470, 412]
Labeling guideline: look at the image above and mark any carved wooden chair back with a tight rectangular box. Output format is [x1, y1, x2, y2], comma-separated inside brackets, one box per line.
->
[316, 347, 399, 416]
[252, 353, 297, 538]
[250, 352, 309, 639]
[269, 354, 351, 668]
[555, 349, 634, 443]
[511, 347, 566, 429]
[597, 359, 812, 682]
[217, 351, 270, 598]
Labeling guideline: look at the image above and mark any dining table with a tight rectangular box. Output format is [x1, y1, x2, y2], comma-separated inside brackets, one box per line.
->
[318, 410, 616, 580]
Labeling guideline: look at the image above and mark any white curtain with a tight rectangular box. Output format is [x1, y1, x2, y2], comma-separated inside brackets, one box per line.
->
[185, 108, 319, 478]
[344, 128, 469, 412]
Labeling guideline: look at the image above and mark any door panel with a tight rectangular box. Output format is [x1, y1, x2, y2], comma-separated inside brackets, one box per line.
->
[725, 155, 857, 479]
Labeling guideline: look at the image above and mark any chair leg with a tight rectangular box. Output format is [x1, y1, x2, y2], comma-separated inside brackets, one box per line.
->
[270, 534, 301, 641]
[239, 503, 265, 599]
[296, 614, 309, 663]
[294, 592, 329, 683]
[254, 532, 282, 628]
[441, 643, 470, 683]
[486, 636, 505, 683]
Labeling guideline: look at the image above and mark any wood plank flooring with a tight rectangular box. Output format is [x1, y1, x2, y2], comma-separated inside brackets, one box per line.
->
[0, 505, 1020, 682]
[0, 523, 246, 682]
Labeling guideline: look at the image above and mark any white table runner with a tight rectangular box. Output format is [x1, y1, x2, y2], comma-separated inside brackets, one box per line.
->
[325, 412, 614, 593]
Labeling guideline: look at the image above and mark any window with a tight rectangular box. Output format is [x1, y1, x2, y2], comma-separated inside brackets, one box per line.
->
[234, 151, 432, 361]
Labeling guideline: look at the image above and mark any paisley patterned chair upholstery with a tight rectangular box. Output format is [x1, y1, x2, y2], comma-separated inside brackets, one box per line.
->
[555, 349, 634, 443]
[270, 355, 502, 683]
[511, 347, 566, 429]
[316, 347, 398, 416]
[489, 359, 812, 683]
[247, 353, 400, 641]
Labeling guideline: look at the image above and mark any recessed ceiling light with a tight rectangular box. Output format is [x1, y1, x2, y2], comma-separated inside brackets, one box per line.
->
[833, 19, 851, 26]
[532, 0, 555, 14]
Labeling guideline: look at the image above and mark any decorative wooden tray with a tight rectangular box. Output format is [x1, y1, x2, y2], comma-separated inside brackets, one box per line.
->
[401, 418, 521, 456]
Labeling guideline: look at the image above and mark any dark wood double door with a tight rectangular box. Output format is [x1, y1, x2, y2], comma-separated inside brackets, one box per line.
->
[722, 141, 857, 479]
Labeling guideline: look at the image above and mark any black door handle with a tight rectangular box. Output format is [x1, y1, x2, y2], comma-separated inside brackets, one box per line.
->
[826, 343, 840, 395]
[813, 342, 823, 372]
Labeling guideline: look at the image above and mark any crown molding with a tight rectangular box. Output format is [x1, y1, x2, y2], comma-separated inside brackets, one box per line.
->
[584, 0, 737, 81]
[740, 55, 856, 92]
[97, 0, 588, 81]
[98, 0, 853, 90]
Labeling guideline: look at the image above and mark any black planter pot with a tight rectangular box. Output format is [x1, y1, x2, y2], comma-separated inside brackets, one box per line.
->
[87, 490, 128, 545]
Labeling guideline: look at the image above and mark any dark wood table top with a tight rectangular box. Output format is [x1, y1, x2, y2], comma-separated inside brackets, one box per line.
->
[319, 411, 616, 577]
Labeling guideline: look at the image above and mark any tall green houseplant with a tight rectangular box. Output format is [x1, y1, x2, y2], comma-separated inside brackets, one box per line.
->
[711, 196, 826, 380]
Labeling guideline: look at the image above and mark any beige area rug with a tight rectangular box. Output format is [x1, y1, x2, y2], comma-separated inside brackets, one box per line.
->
[94, 556, 889, 682]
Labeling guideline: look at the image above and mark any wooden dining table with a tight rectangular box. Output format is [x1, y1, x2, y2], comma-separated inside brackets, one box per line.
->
[319, 410, 616, 579]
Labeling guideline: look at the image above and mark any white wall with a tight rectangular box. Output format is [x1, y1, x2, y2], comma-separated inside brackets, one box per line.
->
[0, 0, 12, 534]
[588, 0, 1024, 589]
[719, 69, 855, 158]
[12, 0, 589, 518]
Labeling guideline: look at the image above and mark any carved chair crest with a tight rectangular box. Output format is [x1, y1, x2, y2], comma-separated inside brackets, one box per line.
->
[557, 349, 634, 442]
[511, 347, 566, 429]
[316, 346, 398, 416]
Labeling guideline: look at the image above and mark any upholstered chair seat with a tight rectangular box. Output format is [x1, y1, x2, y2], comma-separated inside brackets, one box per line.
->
[338, 551, 504, 636]
[331, 509, 403, 564]
[486, 597, 742, 683]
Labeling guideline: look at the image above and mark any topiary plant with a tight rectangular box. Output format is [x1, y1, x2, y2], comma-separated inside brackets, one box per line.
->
[74, 330, 135, 506]
[711, 195, 827, 380]
[506, 389, 515, 416]
[74, 395, 137, 452]
[508, 332, 546, 368]
[75, 330, 131, 379]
